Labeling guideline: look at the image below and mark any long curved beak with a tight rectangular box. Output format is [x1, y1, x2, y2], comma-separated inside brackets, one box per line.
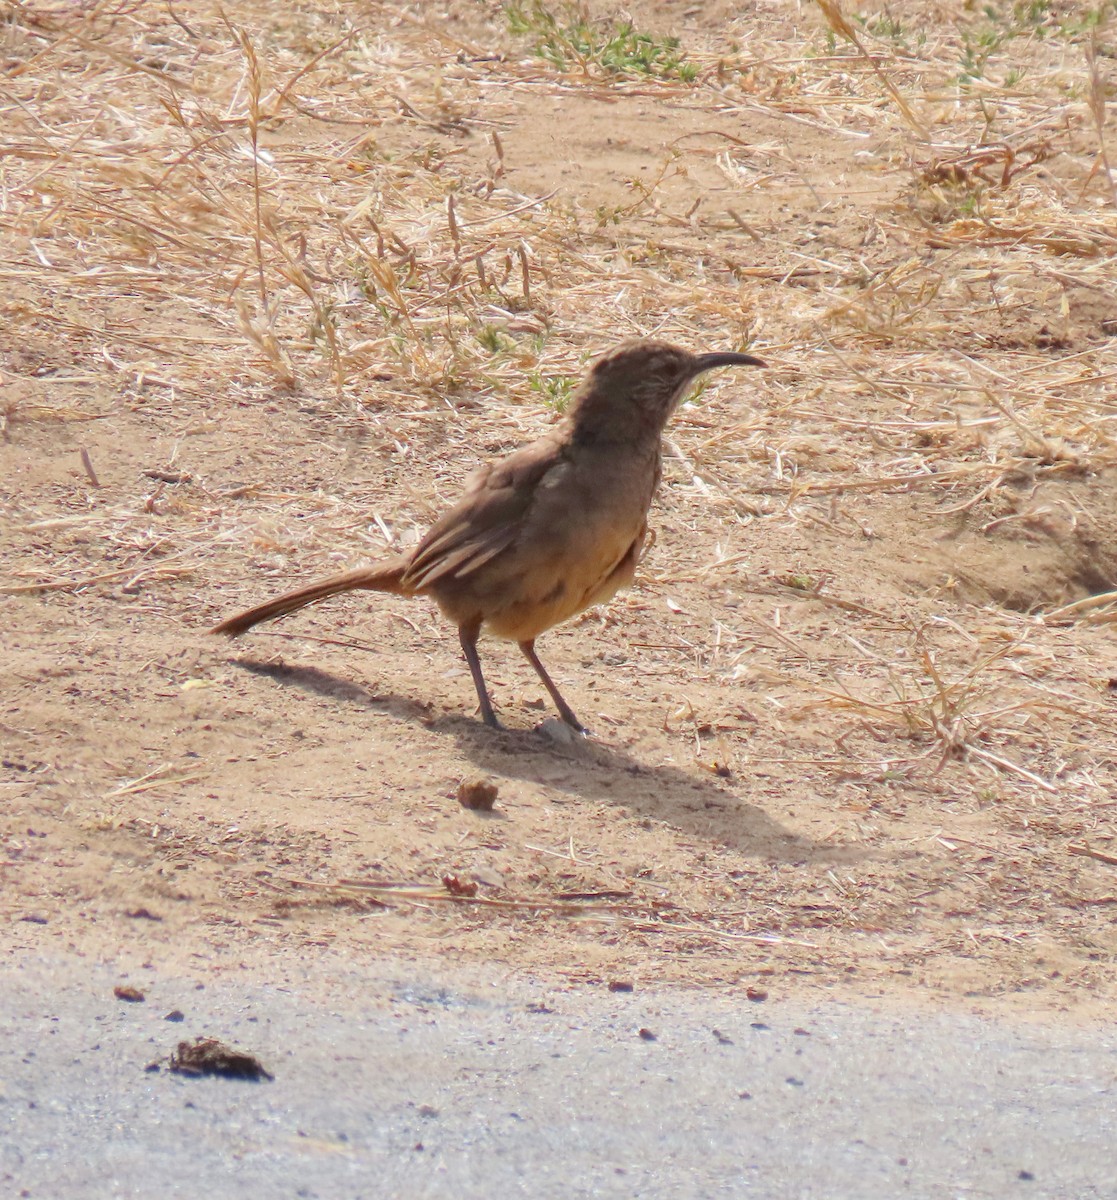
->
[692, 350, 767, 374]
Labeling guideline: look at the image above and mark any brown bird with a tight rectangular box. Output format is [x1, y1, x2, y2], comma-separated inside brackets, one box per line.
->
[211, 339, 765, 731]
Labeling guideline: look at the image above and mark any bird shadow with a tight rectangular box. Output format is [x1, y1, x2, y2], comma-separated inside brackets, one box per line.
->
[229, 657, 856, 864]
[442, 719, 854, 864]
[231, 657, 433, 723]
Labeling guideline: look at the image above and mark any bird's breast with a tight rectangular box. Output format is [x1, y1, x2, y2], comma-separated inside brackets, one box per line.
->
[437, 444, 660, 642]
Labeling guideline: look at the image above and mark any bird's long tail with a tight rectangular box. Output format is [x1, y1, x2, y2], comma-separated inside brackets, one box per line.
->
[211, 556, 413, 637]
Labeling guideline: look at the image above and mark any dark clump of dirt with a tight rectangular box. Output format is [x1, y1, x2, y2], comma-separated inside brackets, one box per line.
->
[456, 777, 499, 810]
[167, 1037, 274, 1082]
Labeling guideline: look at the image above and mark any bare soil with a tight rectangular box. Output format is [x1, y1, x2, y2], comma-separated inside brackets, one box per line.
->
[3, 0, 1117, 1020]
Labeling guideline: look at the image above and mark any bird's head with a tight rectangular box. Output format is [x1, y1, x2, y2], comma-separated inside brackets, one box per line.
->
[569, 339, 765, 443]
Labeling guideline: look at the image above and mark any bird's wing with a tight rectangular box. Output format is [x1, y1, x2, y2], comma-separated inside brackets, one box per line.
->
[402, 433, 565, 591]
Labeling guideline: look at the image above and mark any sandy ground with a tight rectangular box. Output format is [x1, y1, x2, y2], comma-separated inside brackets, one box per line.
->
[3, 0, 1117, 1070]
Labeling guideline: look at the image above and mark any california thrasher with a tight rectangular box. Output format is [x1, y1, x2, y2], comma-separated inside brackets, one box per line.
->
[211, 339, 765, 730]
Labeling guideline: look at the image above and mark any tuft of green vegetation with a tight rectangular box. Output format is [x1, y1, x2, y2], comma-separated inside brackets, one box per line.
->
[777, 573, 818, 593]
[955, 2, 1051, 81]
[953, 1, 1117, 82]
[504, 1, 697, 81]
[860, 12, 905, 39]
[476, 324, 515, 354]
[1057, 2, 1117, 38]
[528, 368, 575, 412]
[852, 10, 917, 47]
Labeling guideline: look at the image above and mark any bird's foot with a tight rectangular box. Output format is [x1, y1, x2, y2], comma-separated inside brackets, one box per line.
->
[537, 717, 590, 745]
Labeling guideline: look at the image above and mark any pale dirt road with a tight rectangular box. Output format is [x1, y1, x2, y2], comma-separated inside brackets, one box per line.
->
[2, 951, 1113, 1200]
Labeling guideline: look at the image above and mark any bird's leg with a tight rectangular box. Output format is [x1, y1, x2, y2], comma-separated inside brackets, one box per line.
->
[458, 620, 501, 728]
[519, 639, 586, 733]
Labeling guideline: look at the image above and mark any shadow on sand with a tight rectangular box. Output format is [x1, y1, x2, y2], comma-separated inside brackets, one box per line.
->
[231, 657, 858, 865]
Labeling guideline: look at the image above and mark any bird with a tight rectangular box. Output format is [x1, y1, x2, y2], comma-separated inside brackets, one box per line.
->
[211, 339, 765, 731]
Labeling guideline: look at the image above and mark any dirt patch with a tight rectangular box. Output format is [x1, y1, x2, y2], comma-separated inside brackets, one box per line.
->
[799, 469, 1117, 614]
[3, 0, 1117, 1021]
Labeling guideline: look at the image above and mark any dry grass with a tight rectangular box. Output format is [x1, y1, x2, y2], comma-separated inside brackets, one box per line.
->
[3, 0, 1117, 1005]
